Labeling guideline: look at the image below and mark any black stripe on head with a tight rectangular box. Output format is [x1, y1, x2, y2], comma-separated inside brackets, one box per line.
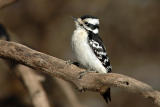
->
[84, 22, 99, 30]
[80, 15, 98, 20]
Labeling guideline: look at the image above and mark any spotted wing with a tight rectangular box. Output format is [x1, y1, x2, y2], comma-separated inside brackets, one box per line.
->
[88, 32, 112, 72]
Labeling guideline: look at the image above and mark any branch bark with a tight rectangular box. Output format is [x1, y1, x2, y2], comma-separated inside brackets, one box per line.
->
[0, 40, 160, 106]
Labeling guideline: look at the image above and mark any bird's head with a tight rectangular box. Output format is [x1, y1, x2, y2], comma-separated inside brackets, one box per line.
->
[72, 15, 99, 34]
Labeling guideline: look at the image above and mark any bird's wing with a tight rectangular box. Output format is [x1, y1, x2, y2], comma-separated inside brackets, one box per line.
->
[88, 32, 112, 72]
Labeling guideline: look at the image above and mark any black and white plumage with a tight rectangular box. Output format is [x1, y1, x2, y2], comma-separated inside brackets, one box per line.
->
[71, 15, 112, 103]
[88, 31, 112, 73]
[72, 15, 112, 73]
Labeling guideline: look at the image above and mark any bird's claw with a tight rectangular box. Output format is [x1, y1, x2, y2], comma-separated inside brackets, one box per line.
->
[66, 60, 80, 67]
[65, 60, 73, 65]
[78, 69, 93, 79]
[78, 71, 87, 79]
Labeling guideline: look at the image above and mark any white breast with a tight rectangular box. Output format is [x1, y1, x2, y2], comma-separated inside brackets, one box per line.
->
[71, 28, 107, 73]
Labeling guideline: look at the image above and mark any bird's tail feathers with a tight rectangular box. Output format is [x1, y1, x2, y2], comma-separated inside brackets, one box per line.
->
[101, 88, 111, 103]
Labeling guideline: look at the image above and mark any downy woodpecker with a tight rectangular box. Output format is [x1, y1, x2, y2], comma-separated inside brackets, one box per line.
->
[71, 15, 112, 103]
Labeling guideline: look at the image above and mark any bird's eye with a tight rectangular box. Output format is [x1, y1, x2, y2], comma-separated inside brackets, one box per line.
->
[80, 24, 83, 26]
[84, 22, 88, 25]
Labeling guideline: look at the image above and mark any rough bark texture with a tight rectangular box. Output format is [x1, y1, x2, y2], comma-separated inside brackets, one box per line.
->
[0, 40, 160, 106]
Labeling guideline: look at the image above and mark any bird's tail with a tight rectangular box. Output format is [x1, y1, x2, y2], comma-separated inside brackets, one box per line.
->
[101, 88, 111, 103]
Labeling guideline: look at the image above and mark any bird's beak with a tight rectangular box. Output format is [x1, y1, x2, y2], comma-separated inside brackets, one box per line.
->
[71, 16, 77, 22]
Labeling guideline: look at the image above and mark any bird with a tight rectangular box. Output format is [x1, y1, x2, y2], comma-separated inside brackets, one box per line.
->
[71, 15, 112, 103]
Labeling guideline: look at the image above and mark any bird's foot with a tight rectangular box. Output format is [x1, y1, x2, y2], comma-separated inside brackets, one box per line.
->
[72, 62, 80, 67]
[78, 69, 94, 79]
[78, 71, 87, 79]
[65, 60, 80, 67]
[65, 60, 73, 65]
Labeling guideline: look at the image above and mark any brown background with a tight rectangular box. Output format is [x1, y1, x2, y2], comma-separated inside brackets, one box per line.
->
[0, 0, 160, 107]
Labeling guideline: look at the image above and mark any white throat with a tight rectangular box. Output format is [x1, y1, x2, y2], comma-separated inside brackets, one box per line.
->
[84, 18, 99, 25]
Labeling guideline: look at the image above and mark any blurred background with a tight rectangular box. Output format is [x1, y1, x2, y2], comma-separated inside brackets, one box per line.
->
[0, 0, 160, 107]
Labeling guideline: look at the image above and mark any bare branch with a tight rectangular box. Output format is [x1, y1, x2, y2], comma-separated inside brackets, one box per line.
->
[17, 65, 51, 107]
[0, 40, 160, 106]
[55, 78, 85, 107]
[0, 0, 17, 9]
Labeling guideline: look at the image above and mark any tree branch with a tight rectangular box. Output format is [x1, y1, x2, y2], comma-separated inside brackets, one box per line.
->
[0, 40, 159, 106]
[17, 65, 51, 107]
[55, 78, 85, 107]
